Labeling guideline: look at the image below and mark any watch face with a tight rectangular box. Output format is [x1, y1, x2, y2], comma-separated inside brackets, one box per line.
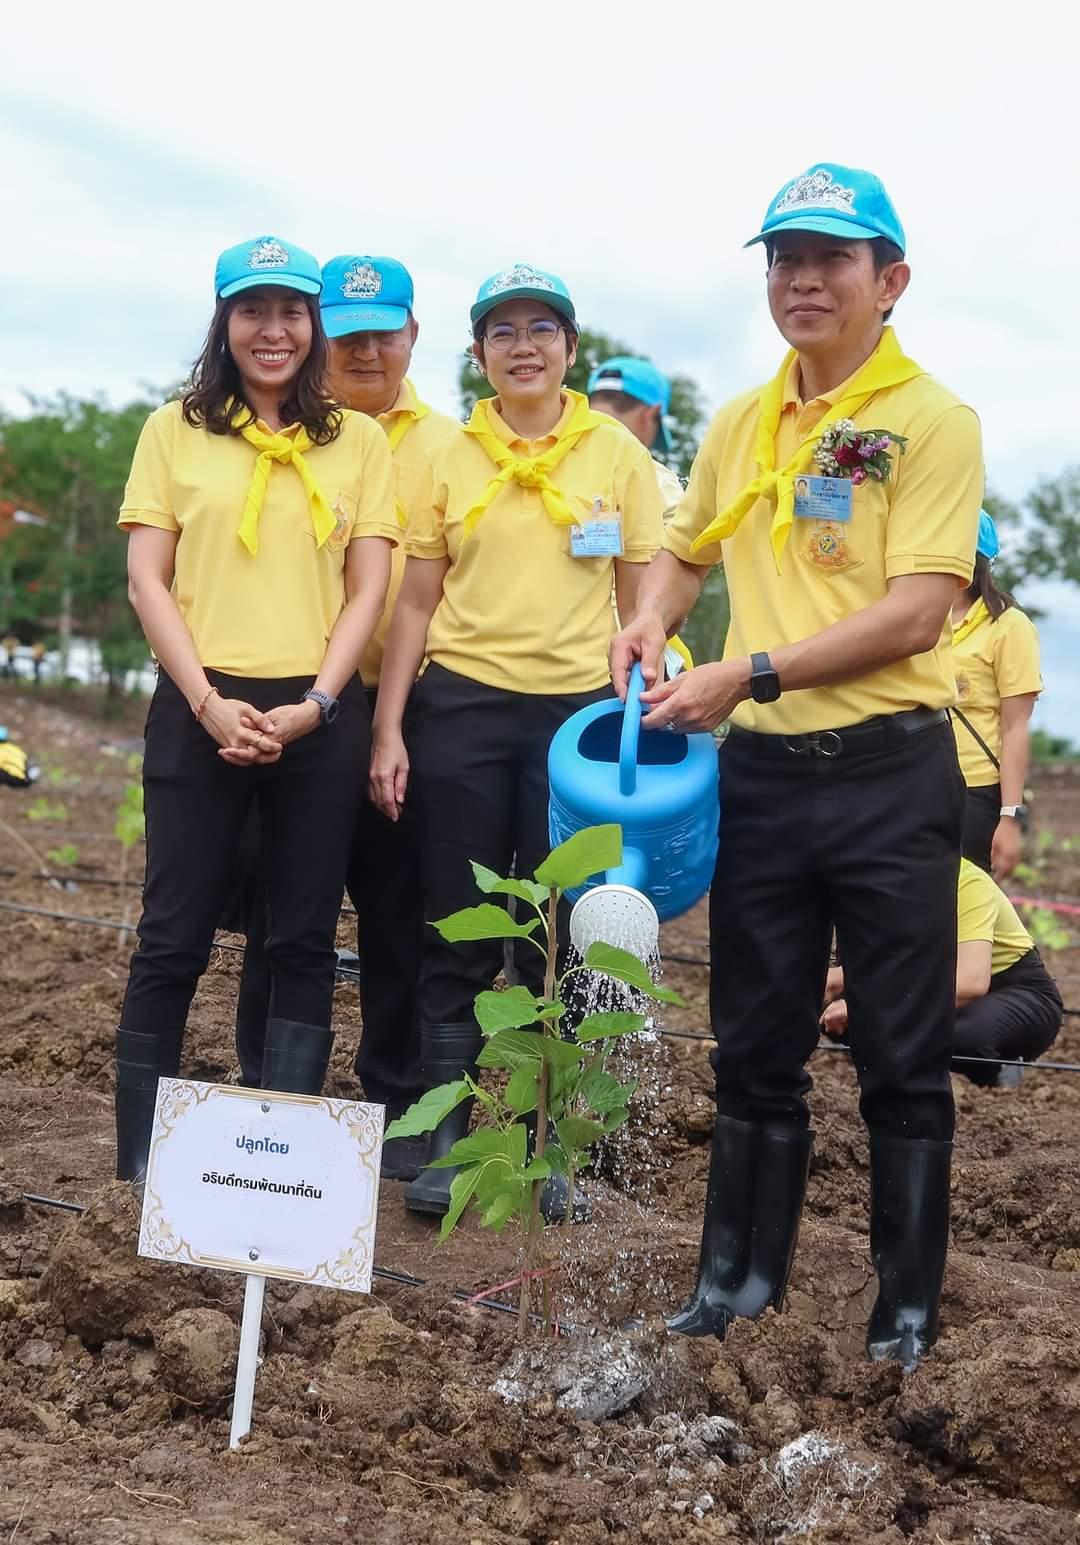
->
[752, 673, 781, 704]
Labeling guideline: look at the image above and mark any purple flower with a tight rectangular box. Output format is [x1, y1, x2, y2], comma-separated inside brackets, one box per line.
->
[851, 467, 868, 485]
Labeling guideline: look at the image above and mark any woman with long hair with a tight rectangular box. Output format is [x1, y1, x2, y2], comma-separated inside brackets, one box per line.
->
[114, 235, 397, 1184]
[950, 511, 1042, 877]
[371, 263, 664, 1218]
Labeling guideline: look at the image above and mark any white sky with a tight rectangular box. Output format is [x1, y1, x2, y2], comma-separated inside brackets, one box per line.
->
[4, 3, 1079, 731]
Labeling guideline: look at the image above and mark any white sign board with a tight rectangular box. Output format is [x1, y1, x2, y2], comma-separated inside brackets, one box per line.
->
[137, 1079, 383, 1292]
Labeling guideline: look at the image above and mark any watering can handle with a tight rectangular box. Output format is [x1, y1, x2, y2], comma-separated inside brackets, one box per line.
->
[618, 663, 645, 796]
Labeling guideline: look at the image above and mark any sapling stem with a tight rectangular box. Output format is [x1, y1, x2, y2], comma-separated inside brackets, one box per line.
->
[519, 884, 560, 1337]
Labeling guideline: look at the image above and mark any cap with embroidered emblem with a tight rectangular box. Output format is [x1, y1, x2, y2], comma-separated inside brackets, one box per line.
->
[746, 163, 906, 255]
[320, 255, 414, 337]
[587, 355, 673, 455]
[470, 263, 576, 330]
[214, 236, 322, 300]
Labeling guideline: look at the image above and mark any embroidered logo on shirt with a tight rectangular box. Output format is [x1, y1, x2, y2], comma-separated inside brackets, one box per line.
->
[342, 262, 382, 299]
[487, 264, 555, 296]
[805, 521, 852, 570]
[956, 673, 971, 701]
[247, 239, 291, 270]
[775, 170, 856, 216]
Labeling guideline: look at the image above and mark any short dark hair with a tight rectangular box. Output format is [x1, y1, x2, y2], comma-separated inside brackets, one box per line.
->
[764, 235, 905, 322]
[182, 294, 342, 444]
[968, 552, 1017, 621]
[588, 388, 644, 415]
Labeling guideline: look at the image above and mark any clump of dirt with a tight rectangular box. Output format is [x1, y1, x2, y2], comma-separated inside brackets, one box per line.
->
[156, 1307, 240, 1404]
[39, 1181, 242, 1342]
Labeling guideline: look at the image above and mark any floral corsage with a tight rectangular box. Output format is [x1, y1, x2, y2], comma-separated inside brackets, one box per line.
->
[814, 420, 906, 486]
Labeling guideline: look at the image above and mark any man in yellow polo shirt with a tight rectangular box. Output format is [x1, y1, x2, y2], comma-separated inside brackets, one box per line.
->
[231, 254, 458, 1181]
[822, 860, 1063, 1086]
[611, 163, 982, 1371]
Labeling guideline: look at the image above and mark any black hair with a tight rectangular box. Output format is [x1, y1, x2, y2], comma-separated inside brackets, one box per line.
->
[967, 552, 1017, 621]
[764, 235, 905, 322]
[588, 388, 649, 415]
[182, 292, 342, 443]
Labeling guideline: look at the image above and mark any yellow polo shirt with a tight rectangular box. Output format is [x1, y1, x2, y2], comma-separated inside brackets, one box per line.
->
[952, 604, 1042, 787]
[957, 858, 1033, 975]
[360, 380, 459, 687]
[118, 402, 398, 678]
[665, 348, 983, 734]
[406, 394, 664, 694]
[655, 459, 685, 520]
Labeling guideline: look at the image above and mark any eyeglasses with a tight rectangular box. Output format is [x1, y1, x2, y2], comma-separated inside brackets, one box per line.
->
[483, 320, 564, 350]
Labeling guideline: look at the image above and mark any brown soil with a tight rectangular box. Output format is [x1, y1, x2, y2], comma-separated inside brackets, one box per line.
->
[3, 682, 1080, 1542]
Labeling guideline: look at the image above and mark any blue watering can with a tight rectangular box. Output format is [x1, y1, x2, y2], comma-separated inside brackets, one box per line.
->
[548, 664, 720, 921]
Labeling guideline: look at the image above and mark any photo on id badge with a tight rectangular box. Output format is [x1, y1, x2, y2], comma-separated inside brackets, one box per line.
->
[794, 475, 857, 573]
[570, 494, 623, 559]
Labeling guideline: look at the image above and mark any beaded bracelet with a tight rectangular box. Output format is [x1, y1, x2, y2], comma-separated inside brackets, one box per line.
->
[194, 685, 219, 721]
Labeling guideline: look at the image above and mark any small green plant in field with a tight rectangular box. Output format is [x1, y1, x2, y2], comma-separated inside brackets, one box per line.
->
[115, 757, 145, 949]
[27, 798, 68, 823]
[1019, 906, 1072, 953]
[46, 843, 80, 868]
[45, 767, 80, 789]
[386, 824, 684, 1336]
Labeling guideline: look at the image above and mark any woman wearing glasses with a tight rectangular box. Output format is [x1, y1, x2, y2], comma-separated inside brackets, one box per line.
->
[372, 264, 664, 1217]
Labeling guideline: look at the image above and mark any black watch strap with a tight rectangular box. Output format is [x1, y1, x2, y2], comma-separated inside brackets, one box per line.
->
[302, 688, 339, 725]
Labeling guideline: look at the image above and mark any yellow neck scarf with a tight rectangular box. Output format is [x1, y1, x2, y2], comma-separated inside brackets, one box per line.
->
[461, 389, 605, 539]
[952, 597, 990, 646]
[234, 411, 336, 557]
[689, 327, 925, 570]
[381, 381, 432, 527]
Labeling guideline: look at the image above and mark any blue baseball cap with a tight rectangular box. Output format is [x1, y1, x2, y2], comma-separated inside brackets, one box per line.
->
[746, 163, 906, 255]
[976, 509, 1000, 560]
[320, 255, 414, 337]
[215, 236, 322, 300]
[470, 263, 576, 332]
[587, 356, 673, 455]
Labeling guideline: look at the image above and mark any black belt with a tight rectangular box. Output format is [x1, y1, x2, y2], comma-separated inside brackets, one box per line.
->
[727, 706, 947, 760]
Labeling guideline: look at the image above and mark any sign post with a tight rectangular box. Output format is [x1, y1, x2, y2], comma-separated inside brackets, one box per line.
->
[138, 1079, 384, 1446]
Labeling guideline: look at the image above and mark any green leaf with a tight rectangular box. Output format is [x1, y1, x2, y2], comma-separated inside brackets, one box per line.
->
[481, 1189, 522, 1231]
[520, 1157, 552, 1182]
[602, 1106, 631, 1133]
[505, 1064, 539, 1115]
[534, 824, 622, 891]
[557, 1116, 605, 1152]
[476, 1029, 545, 1069]
[470, 862, 549, 907]
[578, 1068, 638, 1116]
[384, 1081, 471, 1139]
[574, 1011, 647, 1043]
[439, 1166, 482, 1240]
[540, 1038, 588, 1069]
[584, 942, 686, 1005]
[474, 986, 542, 1034]
[536, 1000, 566, 1022]
[433, 904, 541, 942]
[427, 1127, 515, 1168]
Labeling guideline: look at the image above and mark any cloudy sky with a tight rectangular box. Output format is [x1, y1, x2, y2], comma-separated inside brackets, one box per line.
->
[4, 6, 1078, 732]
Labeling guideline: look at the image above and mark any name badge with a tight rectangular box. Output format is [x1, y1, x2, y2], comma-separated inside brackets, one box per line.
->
[793, 475, 852, 523]
[570, 517, 623, 558]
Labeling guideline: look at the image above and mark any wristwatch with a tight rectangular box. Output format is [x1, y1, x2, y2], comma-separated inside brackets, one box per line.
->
[302, 688, 339, 725]
[749, 652, 781, 705]
[999, 804, 1027, 822]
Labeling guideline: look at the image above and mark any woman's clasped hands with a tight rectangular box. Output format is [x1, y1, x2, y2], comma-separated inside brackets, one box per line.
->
[200, 691, 321, 766]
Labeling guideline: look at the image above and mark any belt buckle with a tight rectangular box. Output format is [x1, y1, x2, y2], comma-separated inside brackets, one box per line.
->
[784, 730, 842, 759]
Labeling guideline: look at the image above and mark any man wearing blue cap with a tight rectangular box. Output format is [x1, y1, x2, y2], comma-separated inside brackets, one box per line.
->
[588, 357, 684, 516]
[612, 163, 983, 1370]
[231, 255, 457, 1181]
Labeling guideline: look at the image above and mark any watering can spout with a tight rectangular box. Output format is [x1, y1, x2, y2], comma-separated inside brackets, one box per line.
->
[606, 846, 648, 893]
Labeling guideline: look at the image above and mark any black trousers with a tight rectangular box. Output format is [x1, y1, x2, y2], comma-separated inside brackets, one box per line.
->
[408, 663, 612, 1027]
[121, 669, 368, 1048]
[954, 948, 1063, 1085]
[961, 782, 1000, 873]
[708, 719, 965, 1141]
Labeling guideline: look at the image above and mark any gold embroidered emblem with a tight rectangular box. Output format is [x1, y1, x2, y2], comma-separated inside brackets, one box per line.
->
[956, 673, 970, 702]
[805, 521, 851, 570]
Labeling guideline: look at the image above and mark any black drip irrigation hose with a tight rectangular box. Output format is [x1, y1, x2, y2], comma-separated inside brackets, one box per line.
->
[18, 1192, 572, 1332]
[2, 895, 1078, 1062]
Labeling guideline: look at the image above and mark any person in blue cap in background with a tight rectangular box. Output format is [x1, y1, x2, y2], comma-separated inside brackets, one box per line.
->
[588, 356, 684, 517]
[612, 164, 983, 1370]
[113, 235, 396, 1185]
[949, 510, 1042, 878]
[229, 254, 458, 1181]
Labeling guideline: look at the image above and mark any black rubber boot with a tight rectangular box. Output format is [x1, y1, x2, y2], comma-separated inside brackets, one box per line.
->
[866, 1136, 952, 1372]
[115, 1025, 184, 1184]
[667, 1114, 813, 1339]
[404, 1023, 482, 1217]
[524, 1112, 591, 1225]
[380, 1108, 429, 1183]
[261, 1019, 334, 1096]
